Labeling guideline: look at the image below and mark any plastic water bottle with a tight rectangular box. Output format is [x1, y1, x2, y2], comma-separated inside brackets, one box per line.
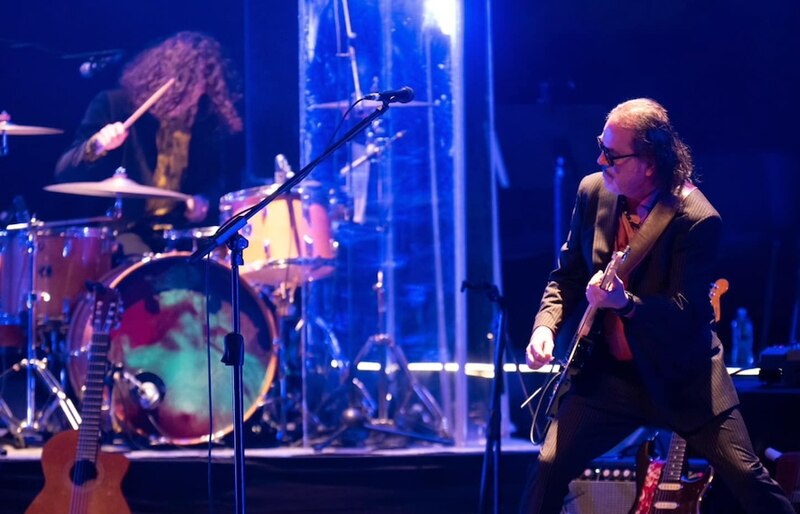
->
[730, 307, 754, 367]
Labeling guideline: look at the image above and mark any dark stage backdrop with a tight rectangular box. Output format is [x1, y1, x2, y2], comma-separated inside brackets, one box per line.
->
[491, 0, 800, 359]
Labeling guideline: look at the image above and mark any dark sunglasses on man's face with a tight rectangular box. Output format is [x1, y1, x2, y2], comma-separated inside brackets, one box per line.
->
[597, 137, 637, 167]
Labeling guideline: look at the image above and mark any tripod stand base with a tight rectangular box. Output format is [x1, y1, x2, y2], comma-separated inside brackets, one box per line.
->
[312, 407, 453, 452]
[0, 358, 81, 446]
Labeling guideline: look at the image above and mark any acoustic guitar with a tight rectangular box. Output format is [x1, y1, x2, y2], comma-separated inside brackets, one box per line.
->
[26, 285, 130, 514]
[629, 279, 728, 513]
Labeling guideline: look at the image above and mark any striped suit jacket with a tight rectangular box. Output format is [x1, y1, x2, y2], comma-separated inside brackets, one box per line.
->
[534, 172, 739, 432]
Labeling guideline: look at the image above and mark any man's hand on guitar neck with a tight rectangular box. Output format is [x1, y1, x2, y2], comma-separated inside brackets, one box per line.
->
[585, 270, 631, 314]
[526, 326, 555, 370]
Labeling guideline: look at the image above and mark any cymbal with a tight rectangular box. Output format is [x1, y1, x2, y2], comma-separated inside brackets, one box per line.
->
[45, 175, 190, 201]
[0, 120, 63, 136]
[309, 98, 434, 111]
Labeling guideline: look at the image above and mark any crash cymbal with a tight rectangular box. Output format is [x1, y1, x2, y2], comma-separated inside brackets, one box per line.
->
[309, 98, 434, 111]
[0, 120, 63, 136]
[44, 169, 190, 201]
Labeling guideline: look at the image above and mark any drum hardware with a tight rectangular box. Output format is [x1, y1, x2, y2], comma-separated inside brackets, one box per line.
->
[339, 130, 406, 225]
[260, 276, 353, 446]
[312, 270, 452, 451]
[0, 230, 82, 445]
[0, 110, 64, 157]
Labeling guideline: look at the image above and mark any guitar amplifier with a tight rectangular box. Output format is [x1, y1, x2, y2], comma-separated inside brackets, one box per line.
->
[759, 344, 800, 387]
[564, 459, 637, 514]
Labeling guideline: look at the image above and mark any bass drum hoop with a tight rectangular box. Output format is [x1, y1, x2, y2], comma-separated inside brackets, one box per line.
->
[67, 252, 277, 446]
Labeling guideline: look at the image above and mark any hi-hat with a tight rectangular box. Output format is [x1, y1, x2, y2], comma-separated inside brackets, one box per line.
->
[309, 98, 433, 111]
[0, 120, 63, 136]
[45, 169, 190, 201]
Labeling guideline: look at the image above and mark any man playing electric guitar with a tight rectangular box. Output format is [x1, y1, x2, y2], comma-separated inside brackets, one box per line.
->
[519, 98, 793, 514]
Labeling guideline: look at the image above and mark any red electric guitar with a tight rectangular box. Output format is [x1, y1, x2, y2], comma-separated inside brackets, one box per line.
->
[26, 285, 130, 514]
[629, 279, 728, 513]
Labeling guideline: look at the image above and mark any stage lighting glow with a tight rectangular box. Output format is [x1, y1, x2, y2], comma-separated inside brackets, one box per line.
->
[424, 0, 456, 37]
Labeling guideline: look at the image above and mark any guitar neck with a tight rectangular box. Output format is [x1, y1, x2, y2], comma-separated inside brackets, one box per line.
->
[662, 433, 689, 483]
[76, 332, 110, 463]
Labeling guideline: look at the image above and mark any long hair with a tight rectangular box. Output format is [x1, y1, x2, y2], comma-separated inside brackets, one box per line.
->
[607, 98, 693, 196]
[120, 31, 242, 133]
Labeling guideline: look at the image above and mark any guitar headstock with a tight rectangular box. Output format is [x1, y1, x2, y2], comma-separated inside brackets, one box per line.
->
[90, 284, 122, 334]
[709, 278, 729, 323]
[600, 245, 631, 290]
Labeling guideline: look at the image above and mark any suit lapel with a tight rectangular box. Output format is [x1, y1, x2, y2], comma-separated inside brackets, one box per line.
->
[616, 193, 680, 281]
[592, 183, 684, 281]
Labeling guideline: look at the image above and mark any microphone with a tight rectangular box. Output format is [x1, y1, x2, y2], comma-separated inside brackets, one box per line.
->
[79, 51, 123, 79]
[363, 86, 415, 104]
[121, 370, 165, 411]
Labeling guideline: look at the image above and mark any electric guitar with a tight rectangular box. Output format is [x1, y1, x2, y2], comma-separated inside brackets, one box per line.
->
[629, 279, 727, 513]
[26, 285, 130, 514]
[534, 246, 630, 442]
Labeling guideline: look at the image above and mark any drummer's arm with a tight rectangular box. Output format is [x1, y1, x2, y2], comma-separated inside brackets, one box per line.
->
[55, 92, 124, 179]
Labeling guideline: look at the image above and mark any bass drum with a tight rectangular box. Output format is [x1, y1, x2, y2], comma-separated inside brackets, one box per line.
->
[67, 252, 277, 445]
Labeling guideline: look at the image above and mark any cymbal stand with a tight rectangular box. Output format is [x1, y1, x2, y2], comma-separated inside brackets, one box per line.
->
[312, 270, 452, 451]
[0, 225, 81, 445]
[267, 282, 297, 444]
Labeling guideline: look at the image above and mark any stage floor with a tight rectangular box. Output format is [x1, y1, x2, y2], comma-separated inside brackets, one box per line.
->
[0, 436, 538, 514]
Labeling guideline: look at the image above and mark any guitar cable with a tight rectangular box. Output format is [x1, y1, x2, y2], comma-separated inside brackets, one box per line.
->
[204, 255, 216, 514]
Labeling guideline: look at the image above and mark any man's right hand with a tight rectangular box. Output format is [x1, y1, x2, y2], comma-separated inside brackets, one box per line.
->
[526, 326, 555, 370]
[89, 122, 128, 156]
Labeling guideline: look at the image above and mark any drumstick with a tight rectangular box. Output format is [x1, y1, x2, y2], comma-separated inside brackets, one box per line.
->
[122, 78, 176, 130]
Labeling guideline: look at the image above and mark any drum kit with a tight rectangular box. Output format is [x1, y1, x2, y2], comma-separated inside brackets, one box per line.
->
[0, 94, 450, 451]
[0, 126, 339, 447]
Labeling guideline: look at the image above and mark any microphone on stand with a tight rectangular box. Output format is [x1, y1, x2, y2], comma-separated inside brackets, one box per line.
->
[363, 86, 415, 104]
[78, 51, 123, 79]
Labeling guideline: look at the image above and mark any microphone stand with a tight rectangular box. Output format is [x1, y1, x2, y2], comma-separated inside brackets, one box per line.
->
[190, 102, 390, 514]
[462, 281, 506, 514]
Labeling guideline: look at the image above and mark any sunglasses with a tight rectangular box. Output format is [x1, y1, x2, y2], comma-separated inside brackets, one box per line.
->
[597, 136, 638, 167]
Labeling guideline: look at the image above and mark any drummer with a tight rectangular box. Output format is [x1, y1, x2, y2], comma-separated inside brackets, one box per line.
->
[54, 31, 244, 254]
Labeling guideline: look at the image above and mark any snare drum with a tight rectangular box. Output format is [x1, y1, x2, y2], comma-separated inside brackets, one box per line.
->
[0, 227, 113, 326]
[219, 185, 335, 287]
[66, 252, 277, 445]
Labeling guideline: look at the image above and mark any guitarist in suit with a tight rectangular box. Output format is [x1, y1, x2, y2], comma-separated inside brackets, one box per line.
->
[520, 98, 793, 514]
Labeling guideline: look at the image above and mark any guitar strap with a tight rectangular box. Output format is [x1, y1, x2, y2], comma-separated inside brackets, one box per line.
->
[601, 184, 695, 282]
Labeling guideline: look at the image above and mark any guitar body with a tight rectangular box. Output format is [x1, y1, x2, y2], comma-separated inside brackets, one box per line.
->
[631, 462, 713, 514]
[628, 280, 727, 514]
[26, 430, 131, 514]
[27, 286, 130, 514]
